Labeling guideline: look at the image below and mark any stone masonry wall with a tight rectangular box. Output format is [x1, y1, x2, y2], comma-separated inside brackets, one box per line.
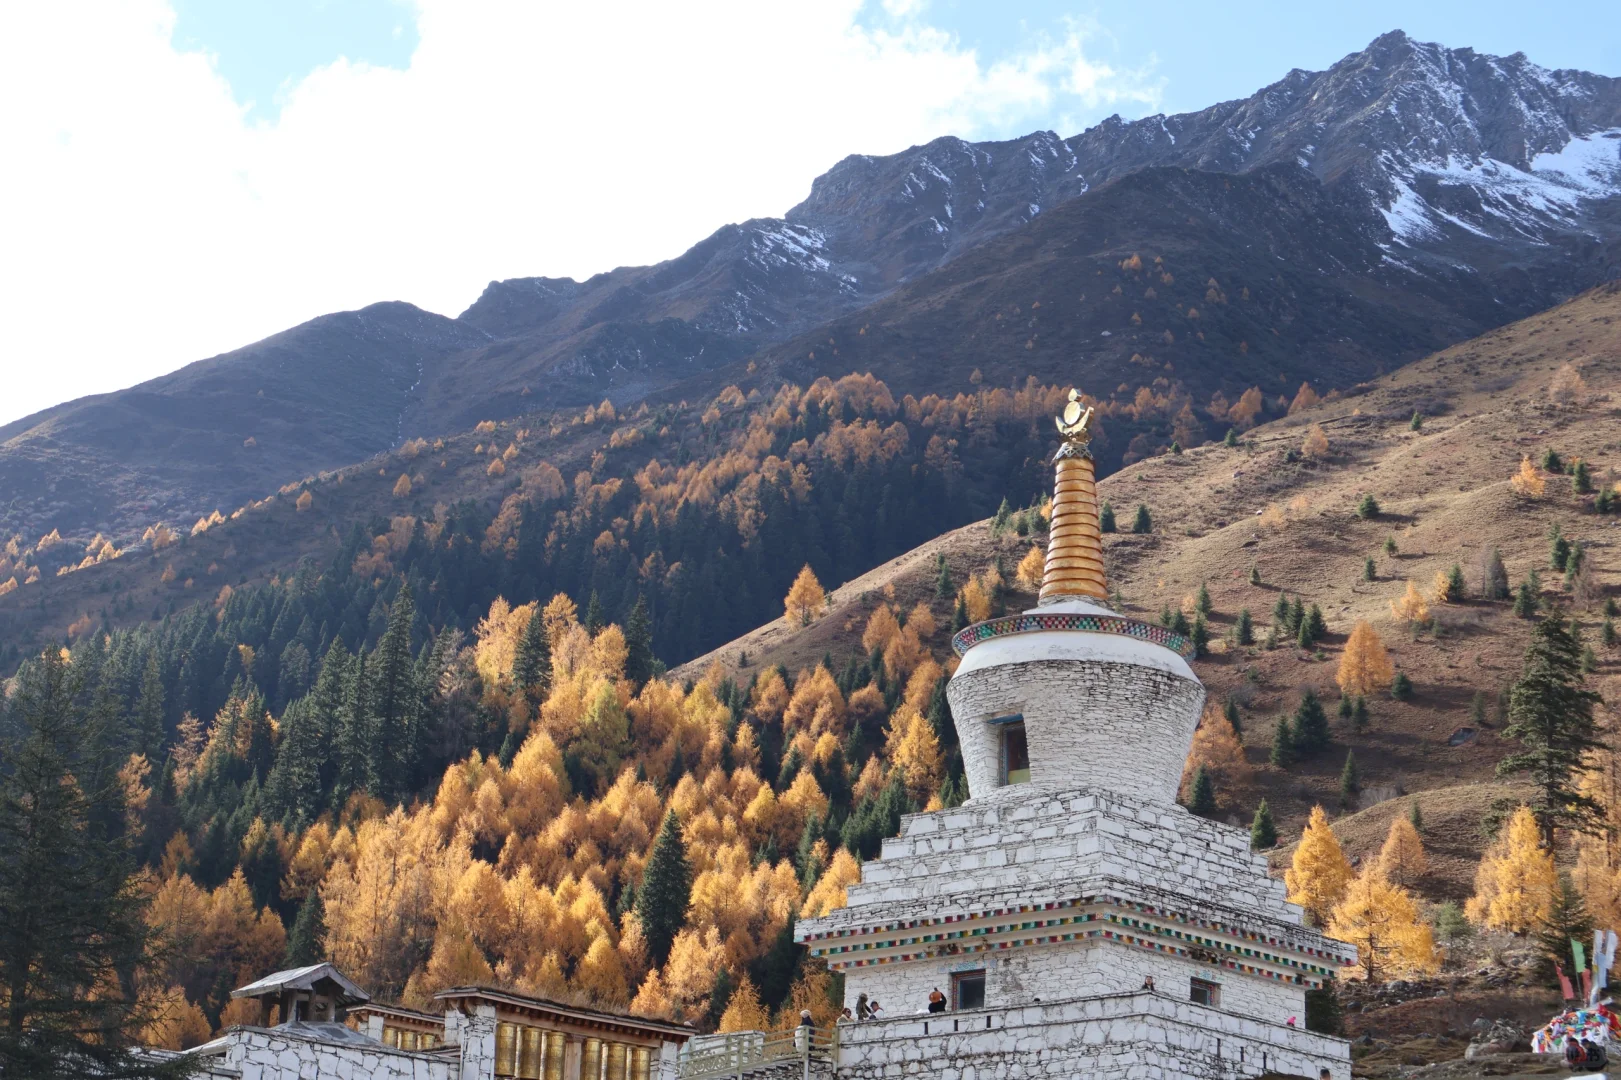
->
[223, 1026, 456, 1080]
[840, 788, 1304, 923]
[949, 657, 1204, 805]
[840, 939, 1302, 1025]
[834, 991, 1348, 1080]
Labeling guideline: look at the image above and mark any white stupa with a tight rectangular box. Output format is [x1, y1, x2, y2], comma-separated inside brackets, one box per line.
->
[797, 393, 1357, 1080]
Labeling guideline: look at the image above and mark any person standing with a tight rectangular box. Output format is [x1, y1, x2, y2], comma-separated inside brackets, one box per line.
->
[927, 988, 946, 1014]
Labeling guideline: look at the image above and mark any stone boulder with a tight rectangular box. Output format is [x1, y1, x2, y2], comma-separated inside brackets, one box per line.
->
[1463, 1018, 1529, 1057]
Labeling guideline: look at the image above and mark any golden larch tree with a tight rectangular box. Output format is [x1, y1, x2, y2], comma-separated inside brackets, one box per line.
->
[1327, 868, 1441, 981]
[1301, 424, 1329, 458]
[1016, 545, 1045, 590]
[1466, 805, 1556, 933]
[1180, 705, 1250, 800]
[393, 474, 412, 497]
[1375, 816, 1428, 886]
[1390, 580, 1429, 624]
[1509, 456, 1546, 497]
[1285, 806, 1354, 925]
[1336, 620, 1394, 697]
[718, 975, 771, 1033]
[784, 565, 827, 626]
[801, 849, 862, 919]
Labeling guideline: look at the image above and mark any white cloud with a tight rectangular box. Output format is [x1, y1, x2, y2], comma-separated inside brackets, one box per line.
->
[0, 0, 1159, 426]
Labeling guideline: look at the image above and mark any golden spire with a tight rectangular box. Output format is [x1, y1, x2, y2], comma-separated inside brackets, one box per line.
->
[1040, 390, 1108, 604]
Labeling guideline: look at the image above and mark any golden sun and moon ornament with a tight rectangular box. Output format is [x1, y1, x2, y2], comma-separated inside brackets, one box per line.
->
[1040, 389, 1109, 604]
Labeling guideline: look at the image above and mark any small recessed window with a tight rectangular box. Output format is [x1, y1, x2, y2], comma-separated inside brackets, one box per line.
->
[1190, 978, 1220, 1007]
[1001, 723, 1029, 786]
[952, 970, 986, 1010]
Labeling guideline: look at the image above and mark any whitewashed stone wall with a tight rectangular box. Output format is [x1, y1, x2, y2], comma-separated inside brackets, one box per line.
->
[835, 991, 1348, 1080]
[218, 1026, 455, 1080]
[457, 1004, 498, 1080]
[843, 788, 1304, 922]
[949, 655, 1204, 806]
[839, 938, 1301, 1024]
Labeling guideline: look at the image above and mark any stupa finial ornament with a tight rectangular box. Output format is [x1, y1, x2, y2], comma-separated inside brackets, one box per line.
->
[1040, 388, 1108, 604]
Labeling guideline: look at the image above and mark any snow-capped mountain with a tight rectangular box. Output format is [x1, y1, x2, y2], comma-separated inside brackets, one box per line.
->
[3, 31, 1618, 539]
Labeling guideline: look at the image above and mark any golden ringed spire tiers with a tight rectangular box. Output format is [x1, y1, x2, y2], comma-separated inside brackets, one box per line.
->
[1039, 390, 1108, 604]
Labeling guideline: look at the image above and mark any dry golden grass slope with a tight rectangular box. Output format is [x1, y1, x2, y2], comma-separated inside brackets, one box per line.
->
[678, 281, 1621, 902]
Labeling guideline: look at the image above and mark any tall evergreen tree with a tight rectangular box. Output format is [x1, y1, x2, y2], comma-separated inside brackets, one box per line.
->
[1269, 717, 1296, 768]
[584, 591, 605, 636]
[264, 696, 327, 828]
[1292, 689, 1331, 756]
[1536, 873, 1593, 982]
[934, 554, 954, 601]
[0, 649, 186, 1079]
[1131, 504, 1153, 534]
[636, 811, 692, 969]
[331, 647, 375, 811]
[1223, 697, 1243, 735]
[135, 652, 166, 760]
[370, 585, 420, 799]
[1099, 501, 1117, 533]
[1338, 750, 1360, 807]
[1499, 617, 1605, 841]
[623, 596, 656, 686]
[285, 889, 327, 968]
[1187, 766, 1216, 817]
[1250, 799, 1277, 850]
[513, 605, 553, 697]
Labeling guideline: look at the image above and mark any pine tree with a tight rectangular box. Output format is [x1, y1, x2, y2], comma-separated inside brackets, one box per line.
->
[584, 590, 605, 635]
[1362, 556, 1376, 582]
[1099, 501, 1116, 533]
[1573, 460, 1593, 494]
[1270, 716, 1296, 768]
[950, 593, 969, 635]
[1196, 583, 1213, 616]
[1170, 440, 1182, 455]
[135, 652, 166, 760]
[1296, 616, 1314, 651]
[1292, 689, 1331, 756]
[1170, 609, 1191, 636]
[1223, 697, 1243, 735]
[991, 498, 1012, 535]
[1289, 597, 1306, 635]
[1339, 750, 1360, 807]
[370, 584, 420, 799]
[1250, 799, 1277, 850]
[1234, 608, 1254, 646]
[1356, 493, 1380, 519]
[1188, 765, 1216, 817]
[1469, 690, 1487, 727]
[1603, 618, 1617, 649]
[1549, 522, 1570, 572]
[1306, 604, 1326, 641]
[1513, 580, 1537, 618]
[623, 595, 656, 685]
[934, 554, 954, 600]
[1498, 617, 1605, 840]
[285, 889, 326, 967]
[513, 603, 553, 696]
[0, 649, 184, 1079]
[1338, 694, 1353, 721]
[1444, 564, 1466, 602]
[1480, 547, 1509, 600]
[1286, 806, 1353, 926]
[1409, 410, 1423, 431]
[1543, 448, 1565, 474]
[1248, 564, 1262, 586]
[332, 646, 378, 810]
[1390, 672, 1413, 701]
[636, 811, 693, 969]
[1271, 591, 1290, 626]
[1191, 613, 1209, 658]
[1408, 799, 1423, 833]
[1224, 428, 1238, 447]
[1353, 695, 1369, 731]
[1536, 874, 1594, 981]
[1132, 504, 1152, 533]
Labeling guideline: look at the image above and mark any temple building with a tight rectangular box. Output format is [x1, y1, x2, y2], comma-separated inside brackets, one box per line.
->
[175, 964, 693, 1080]
[794, 391, 1358, 1080]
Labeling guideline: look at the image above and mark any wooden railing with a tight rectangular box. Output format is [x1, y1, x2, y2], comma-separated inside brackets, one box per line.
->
[676, 1026, 837, 1080]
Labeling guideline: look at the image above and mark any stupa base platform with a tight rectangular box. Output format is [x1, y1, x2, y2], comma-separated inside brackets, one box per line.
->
[835, 990, 1348, 1080]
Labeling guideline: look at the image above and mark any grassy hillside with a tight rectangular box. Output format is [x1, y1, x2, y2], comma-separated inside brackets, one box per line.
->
[679, 280, 1621, 884]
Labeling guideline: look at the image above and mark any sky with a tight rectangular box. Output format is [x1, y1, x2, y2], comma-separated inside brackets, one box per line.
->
[1, 1, 1616, 427]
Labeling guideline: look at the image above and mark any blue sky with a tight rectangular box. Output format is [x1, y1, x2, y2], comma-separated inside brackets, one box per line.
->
[2, 1, 1616, 426]
[178, 0, 1619, 128]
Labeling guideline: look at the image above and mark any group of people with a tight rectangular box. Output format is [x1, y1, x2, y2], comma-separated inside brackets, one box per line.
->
[840, 994, 886, 1022]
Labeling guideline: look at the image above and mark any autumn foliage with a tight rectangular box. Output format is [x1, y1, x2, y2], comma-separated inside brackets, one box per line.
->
[1336, 621, 1393, 697]
[1285, 806, 1353, 925]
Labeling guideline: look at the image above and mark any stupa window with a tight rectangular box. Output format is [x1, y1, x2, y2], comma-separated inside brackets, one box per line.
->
[952, 970, 986, 1010]
[1190, 978, 1221, 1008]
[996, 717, 1029, 786]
